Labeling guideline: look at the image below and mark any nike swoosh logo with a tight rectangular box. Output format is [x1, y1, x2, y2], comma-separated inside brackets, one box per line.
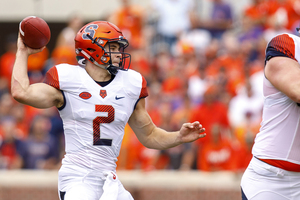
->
[115, 96, 125, 100]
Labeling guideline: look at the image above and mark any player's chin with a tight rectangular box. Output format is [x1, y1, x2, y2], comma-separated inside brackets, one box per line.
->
[111, 63, 119, 67]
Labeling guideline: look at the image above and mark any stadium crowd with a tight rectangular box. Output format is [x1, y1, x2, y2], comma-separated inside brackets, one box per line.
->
[0, 0, 299, 172]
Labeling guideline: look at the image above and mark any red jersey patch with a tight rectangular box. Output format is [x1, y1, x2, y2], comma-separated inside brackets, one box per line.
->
[100, 90, 107, 99]
[79, 92, 92, 99]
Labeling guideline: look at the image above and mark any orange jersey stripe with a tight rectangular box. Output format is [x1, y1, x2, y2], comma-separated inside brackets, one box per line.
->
[44, 66, 60, 90]
[259, 158, 300, 172]
[139, 75, 148, 99]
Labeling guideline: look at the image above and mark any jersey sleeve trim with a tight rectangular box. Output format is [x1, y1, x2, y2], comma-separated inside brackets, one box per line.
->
[57, 91, 66, 111]
[139, 76, 148, 98]
[43, 66, 66, 111]
[265, 34, 297, 62]
[43, 66, 60, 90]
[133, 96, 146, 111]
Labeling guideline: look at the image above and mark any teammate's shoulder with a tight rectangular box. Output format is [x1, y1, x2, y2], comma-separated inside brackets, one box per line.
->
[266, 33, 299, 61]
[267, 33, 298, 50]
[269, 33, 298, 43]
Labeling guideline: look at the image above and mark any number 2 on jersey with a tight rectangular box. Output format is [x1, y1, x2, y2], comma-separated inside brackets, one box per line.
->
[93, 105, 114, 146]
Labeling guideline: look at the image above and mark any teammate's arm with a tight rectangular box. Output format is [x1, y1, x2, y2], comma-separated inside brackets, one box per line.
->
[11, 34, 64, 109]
[265, 56, 300, 103]
[128, 98, 206, 150]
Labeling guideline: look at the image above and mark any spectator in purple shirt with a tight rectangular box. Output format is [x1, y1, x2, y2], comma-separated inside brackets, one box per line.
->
[200, 0, 233, 39]
[19, 115, 60, 169]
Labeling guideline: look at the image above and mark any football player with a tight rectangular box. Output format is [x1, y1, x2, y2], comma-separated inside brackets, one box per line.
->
[11, 21, 206, 200]
[240, 33, 300, 199]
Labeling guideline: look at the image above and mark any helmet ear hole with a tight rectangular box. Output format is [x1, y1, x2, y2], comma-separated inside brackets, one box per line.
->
[87, 48, 96, 53]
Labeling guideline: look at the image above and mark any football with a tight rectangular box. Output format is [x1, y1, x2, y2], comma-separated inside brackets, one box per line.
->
[19, 16, 51, 49]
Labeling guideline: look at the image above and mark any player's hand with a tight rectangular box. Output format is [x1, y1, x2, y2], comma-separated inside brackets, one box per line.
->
[17, 32, 45, 55]
[178, 121, 206, 143]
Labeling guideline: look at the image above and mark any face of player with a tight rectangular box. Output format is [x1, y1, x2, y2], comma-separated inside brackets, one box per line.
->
[105, 42, 121, 67]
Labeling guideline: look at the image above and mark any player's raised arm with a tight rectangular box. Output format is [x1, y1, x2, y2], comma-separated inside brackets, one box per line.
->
[128, 98, 206, 150]
[11, 33, 63, 109]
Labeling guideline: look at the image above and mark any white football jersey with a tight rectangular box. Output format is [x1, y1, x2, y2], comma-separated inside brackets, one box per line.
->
[44, 64, 148, 171]
[252, 33, 300, 166]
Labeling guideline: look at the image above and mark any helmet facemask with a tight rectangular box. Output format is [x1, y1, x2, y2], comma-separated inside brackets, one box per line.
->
[100, 38, 131, 75]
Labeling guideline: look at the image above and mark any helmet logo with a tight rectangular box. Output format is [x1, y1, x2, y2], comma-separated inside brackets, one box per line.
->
[82, 24, 99, 40]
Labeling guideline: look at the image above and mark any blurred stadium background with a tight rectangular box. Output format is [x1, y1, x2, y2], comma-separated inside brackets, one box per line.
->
[0, 0, 249, 56]
[0, 0, 290, 199]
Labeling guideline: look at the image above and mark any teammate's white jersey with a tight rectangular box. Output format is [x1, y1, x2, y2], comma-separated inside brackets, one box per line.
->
[44, 64, 148, 172]
[252, 33, 300, 167]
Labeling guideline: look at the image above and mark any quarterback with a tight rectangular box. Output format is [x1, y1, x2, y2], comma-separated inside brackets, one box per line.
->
[11, 21, 206, 200]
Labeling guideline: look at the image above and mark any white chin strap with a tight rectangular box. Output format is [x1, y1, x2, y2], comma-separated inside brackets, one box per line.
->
[80, 49, 108, 70]
[79, 49, 118, 75]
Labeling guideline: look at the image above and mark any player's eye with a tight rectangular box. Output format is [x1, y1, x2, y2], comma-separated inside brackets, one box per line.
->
[111, 47, 119, 52]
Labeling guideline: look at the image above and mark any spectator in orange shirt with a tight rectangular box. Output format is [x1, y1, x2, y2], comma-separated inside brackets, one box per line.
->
[117, 124, 161, 171]
[27, 48, 49, 72]
[51, 46, 77, 66]
[233, 115, 257, 172]
[109, 0, 145, 49]
[187, 85, 231, 170]
[10, 103, 30, 139]
[173, 40, 199, 78]
[1, 35, 49, 86]
[117, 124, 144, 170]
[206, 33, 247, 98]
[27, 48, 49, 86]
[0, 33, 18, 90]
[243, 0, 278, 29]
[129, 49, 151, 80]
[0, 93, 30, 139]
[0, 116, 23, 169]
[198, 123, 235, 171]
[285, 0, 300, 31]
[189, 85, 230, 145]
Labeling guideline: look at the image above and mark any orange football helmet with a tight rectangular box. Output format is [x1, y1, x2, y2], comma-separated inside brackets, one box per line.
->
[74, 21, 131, 75]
